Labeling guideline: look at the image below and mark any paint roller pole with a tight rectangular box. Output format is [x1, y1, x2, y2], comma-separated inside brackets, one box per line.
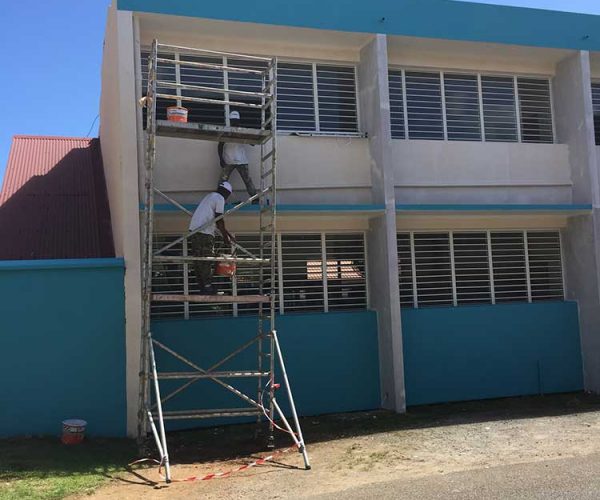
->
[272, 329, 311, 469]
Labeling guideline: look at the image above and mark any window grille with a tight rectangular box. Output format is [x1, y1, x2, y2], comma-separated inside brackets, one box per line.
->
[404, 71, 445, 140]
[278, 62, 317, 132]
[453, 232, 492, 305]
[316, 65, 359, 133]
[397, 233, 414, 306]
[324, 233, 368, 311]
[517, 77, 554, 144]
[141, 49, 358, 134]
[152, 232, 367, 318]
[526, 231, 564, 301]
[388, 70, 406, 139]
[389, 69, 553, 144]
[398, 230, 564, 308]
[481, 75, 519, 142]
[591, 82, 600, 145]
[413, 233, 453, 306]
[443, 73, 482, 141]
[490, 232, 528, 303]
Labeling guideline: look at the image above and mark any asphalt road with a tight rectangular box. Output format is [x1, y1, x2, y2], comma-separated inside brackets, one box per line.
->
[310, 453, 600, 500]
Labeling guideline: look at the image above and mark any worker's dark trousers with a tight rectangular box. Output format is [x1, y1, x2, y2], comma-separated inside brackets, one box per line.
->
[189, 233, 214, 289]
[220, 163, 257, 197]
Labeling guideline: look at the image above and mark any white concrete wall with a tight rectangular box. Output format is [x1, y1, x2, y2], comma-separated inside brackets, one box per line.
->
[151, 136, 372, 204]
[99, 6, 124, 256]
[393, 141, 572, 203]
[99, 5, 143, 438]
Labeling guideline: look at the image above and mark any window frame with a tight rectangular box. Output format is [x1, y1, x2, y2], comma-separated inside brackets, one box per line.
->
[389, 66, 556, 144]
[151, 230, 370, 319]
[397, 228, 566, 309]
[139, 46, 362, 137]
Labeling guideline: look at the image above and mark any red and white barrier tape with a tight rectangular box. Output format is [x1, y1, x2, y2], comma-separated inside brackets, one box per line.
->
[128, 445, 298, 483]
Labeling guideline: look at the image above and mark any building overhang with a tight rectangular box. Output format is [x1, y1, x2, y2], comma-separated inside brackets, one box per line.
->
[396, 204, 592, 216]
[118, 0, 600, 52]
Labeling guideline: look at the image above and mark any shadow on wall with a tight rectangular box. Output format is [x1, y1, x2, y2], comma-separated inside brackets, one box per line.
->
[0, 140, 114, 260]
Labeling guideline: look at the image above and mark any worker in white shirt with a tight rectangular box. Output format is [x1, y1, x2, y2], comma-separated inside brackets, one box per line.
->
[189, 181, 234, 294]
[218, 110, 258, 201]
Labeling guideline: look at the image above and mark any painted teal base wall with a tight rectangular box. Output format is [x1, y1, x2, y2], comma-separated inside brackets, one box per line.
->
[152, 311, 380, 429]
[118, 0, 600, 51]
[0, 259, 126, 437]
[402, 302, 584, 406]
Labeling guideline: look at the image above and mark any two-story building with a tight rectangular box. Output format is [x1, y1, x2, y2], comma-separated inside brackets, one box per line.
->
[4, 0, 600, 439]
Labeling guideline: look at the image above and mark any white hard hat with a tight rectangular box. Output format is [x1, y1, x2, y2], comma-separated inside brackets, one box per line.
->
[229, 111, 241, 120]
[219, 181, 233, 193]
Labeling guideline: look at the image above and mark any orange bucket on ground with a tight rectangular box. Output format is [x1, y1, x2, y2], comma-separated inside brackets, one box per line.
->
[61, 419, 87, 445]
[167, 106, 188, 123]
[215, 261, 236, 277]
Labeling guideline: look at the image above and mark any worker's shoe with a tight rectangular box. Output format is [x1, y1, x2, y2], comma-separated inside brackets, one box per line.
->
[201, 284, 218, 295]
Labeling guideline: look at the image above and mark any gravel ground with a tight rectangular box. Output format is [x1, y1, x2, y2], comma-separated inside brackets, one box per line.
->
[83, 393, 600, 500]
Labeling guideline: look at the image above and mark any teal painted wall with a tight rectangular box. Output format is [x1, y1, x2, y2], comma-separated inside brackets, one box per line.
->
[151, 311, 380, 429]
[118, 0, 600, 51]
[0, 259, 126, 437]
[402, 302, 584, 406]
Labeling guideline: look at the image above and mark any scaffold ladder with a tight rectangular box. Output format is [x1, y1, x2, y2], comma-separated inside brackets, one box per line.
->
[137, 40, 310, 482]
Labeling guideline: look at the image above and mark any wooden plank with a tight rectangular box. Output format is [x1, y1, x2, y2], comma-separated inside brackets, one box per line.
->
[152, 293, 269, 304]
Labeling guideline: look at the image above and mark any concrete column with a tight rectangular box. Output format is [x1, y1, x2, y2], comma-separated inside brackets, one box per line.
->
[358, 35, 405, 412]
[554, 51, 600, 393]
[99, 6, 143, 436]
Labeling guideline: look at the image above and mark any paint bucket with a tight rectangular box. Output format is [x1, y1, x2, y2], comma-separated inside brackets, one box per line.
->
[167, 106, 188, 123]
[61, 419, 87, 445]
[215, 260, 236, 277]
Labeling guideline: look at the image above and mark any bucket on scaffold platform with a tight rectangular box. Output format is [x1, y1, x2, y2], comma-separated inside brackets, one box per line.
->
[61, 419, 87, 445]
[215, 258, 236, 277]
[167, 106, 188, 123]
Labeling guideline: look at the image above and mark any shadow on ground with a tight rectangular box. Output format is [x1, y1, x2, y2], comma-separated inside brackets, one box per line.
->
[162, 391, 600, 465]
[3, 392, 600, 484]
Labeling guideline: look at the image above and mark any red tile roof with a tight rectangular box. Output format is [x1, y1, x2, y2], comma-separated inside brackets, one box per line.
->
[0, 136, 114, 260]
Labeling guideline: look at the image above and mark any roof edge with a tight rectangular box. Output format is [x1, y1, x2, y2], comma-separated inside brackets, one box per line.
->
[117, 0, 600, 51]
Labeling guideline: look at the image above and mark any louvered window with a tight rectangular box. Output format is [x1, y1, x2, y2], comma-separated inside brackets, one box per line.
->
[151, 232, 368, 319]
[388, 70, 406, 139]
[398, 230, 564, 309]
[277, 63, 359, 134]
[591, 82, 600, 145]
[413, 233, 453, 306]
[278, 62, 316, 132]
[444, 73, 482, 141]
[481, 75, 519, 142]
[517, 78, 554, 144]
[405, 71, 444, 140]
[389, 69, 553, 144]
[141, 49, 358, 135]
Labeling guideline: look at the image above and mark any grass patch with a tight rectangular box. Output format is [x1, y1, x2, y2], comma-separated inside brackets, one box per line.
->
[0, 438, 135, 500]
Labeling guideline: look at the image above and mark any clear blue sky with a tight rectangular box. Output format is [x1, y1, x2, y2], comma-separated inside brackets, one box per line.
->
[1, 0, 600, 184]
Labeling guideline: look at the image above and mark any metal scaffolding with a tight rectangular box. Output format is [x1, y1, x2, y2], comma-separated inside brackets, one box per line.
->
[138, 39, 310, 482]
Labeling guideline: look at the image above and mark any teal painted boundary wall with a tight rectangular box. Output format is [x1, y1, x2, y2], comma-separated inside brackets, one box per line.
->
[118, 0, 600, 51]
[152, 311, 380, 429]
[402, 302, 584, 406]
[0, 259, 127, 437]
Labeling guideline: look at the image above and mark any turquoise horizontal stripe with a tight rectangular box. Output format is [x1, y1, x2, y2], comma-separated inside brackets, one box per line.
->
[118, 0, 600, 51]
[0, 258, 125, 271]
[396, 204, 593, 212]
[143, 203, 385, 213]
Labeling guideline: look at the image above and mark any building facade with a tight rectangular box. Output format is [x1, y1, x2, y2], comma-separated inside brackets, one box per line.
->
[96, 0, 600, 438]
